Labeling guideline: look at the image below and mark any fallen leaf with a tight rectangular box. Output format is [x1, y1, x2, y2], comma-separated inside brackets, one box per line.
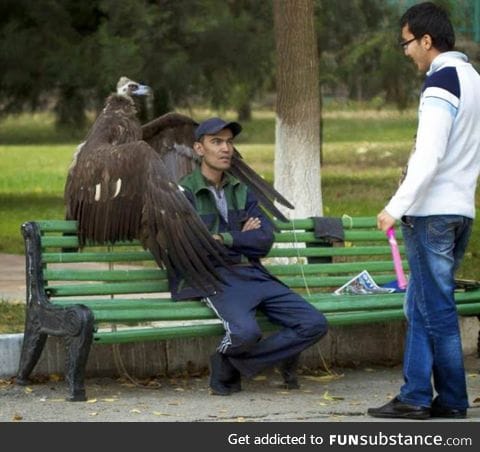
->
[304, 374, 343, 383]
[12, 414, 23, 421]
[102, 398, 117, 402]
[130, 409, 141, 414]
[277, 391, 290, 395]
[24, 387, 33, 393]
[174, 387, 185, 392]
[473, 397, 480, 404]
[253, 375, 267, 381]
[152, 411, 171, 416]
[467, 373, 478, 378]
[168, 401, 180, 406]
[89, 412, 98, 416]
[86, 398, 97, 404]
[49, 374, 62, 382]
[236, 417, 246, 422]
[322, 390, 344, 401]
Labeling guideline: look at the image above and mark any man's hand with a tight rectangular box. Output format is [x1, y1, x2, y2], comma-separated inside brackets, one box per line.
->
[242, 217, 261, 232]
[377, 209, 396, 232]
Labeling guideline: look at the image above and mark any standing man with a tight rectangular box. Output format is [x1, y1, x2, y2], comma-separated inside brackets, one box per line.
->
[170, 117, 328, 395]
[370, 2, 480, 419]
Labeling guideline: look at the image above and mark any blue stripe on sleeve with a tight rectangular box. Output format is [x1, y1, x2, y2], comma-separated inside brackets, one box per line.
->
[422, 96, 458, 118]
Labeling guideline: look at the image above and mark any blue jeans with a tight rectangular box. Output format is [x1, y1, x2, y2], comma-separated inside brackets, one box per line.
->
[399, 215, 472, 409]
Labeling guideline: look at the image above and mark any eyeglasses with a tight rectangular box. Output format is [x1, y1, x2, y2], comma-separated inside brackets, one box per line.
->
[399, 37, 417, 50]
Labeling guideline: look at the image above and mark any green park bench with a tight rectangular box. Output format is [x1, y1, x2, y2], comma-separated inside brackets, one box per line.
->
[16, 217, 480, 401]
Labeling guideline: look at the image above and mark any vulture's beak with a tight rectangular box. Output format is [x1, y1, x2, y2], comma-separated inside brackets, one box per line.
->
[133, 84, 152, 96]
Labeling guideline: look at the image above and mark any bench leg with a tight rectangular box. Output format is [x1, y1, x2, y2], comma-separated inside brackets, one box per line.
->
[17, 304, 94, 401]
[16, 312, 48, 386]
[64, 307, 95, 402]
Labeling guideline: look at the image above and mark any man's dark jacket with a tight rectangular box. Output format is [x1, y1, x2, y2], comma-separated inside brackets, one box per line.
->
[169, 168, 277, 300]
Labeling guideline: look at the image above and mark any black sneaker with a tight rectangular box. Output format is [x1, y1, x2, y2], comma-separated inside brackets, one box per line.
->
[209, 352, 241, 396]
[278, 354, 300, 389]
[431, 397, 467, 419]
[368, 396, 431, 420]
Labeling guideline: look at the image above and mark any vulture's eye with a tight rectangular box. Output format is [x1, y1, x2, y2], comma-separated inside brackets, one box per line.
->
[129, 83, 138, 91]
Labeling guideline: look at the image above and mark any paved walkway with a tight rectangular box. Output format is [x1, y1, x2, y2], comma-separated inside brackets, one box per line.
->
[0, 254, 25, 302]
[1, 356, 479, 422]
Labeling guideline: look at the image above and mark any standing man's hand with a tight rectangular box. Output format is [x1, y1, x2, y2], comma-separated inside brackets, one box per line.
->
[242, 217, 261, 232]
[377, 209, 396, 232]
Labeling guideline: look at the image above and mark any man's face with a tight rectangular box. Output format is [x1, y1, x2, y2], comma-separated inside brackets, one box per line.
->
[195, 128, 234, 172]
[401, 24, 431, 73]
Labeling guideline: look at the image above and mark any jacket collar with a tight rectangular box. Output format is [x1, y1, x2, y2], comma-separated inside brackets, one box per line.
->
[187, 167, 241, 195]
[427, 51, 468, 76]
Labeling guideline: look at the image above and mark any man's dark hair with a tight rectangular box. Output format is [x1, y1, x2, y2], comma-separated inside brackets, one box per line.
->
[400, 2, 455, 52]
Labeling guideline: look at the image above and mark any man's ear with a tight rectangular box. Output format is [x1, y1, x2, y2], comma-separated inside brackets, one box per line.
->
[193, 141, 204, 157]
[423, 34, 433, 50]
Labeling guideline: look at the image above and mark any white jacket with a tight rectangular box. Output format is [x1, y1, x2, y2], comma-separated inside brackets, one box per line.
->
[386, 51, 480, 219]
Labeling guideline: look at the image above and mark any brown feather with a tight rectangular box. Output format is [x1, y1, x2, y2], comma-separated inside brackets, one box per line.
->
[65, 94, 230, 292]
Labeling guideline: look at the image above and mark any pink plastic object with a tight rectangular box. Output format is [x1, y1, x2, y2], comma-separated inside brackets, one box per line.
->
[386, 227, 407, 290]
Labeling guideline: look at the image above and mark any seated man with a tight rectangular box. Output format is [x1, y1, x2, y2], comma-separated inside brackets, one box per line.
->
[170, 117, 328, 395]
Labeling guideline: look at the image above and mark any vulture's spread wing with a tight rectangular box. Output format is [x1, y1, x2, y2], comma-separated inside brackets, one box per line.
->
[65, 140, 229, 291]
[142, 113, 294, 221]
[142, 113, 199, 182]
[229, 148, 294, 221]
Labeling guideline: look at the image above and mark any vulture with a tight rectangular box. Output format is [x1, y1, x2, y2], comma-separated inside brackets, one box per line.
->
[65, 76, 294, 292]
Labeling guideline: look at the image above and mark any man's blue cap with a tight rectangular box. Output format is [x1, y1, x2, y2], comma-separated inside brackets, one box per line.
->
[194, 117, 242, 141]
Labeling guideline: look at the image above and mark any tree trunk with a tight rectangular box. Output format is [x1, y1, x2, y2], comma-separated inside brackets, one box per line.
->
[273, 0, 322, 218]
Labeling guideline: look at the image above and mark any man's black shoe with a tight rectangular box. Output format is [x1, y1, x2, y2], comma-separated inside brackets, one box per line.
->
[279, 354, 300, 389]
[367, 397, 431, 420]
[209, 352, 241, 396]
[431, 398, 467, 419]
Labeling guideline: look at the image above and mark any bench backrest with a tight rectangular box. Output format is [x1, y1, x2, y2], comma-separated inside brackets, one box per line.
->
[28, 217, 406, 302]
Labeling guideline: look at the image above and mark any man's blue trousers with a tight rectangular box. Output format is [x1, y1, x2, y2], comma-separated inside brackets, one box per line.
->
[203, 265, 328, 378]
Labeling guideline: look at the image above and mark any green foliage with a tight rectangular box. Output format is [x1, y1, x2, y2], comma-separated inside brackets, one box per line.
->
[1, 0, 479, 125]
[0, 301, 25, 333]
[316, 0, 420, 108]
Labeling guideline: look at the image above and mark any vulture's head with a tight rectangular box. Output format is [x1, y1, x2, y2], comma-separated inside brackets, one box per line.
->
[116, 76, 151, 97]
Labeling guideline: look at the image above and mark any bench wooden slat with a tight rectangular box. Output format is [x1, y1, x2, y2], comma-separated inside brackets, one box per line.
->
[50, 290, 480, 312]
[91, 310, 408, 345]
[44, 268, 167, 281]
[46, 281, 170, 297]
[265, 261, 402, 275]
[42, 251, 153, 264]
[266, 246, 404, 258]
[87, 300, 480, 323]
[41, 230, 394, 248]
[43, 260, 404, 283]
[45, 273, 398, 297]
[35, 216, 379, 234]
